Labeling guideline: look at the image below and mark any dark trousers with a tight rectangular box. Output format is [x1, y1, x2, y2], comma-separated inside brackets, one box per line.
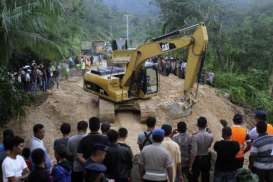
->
[71, 171, 83, 182]
[115, 179, 129, 182]
[235, 158, 244, 169]
[182, 167, 190, 182]
[190, 155, 211, 182]
[214, 170, 236, 182]
[253, 168, 273, 182]
[144, 180, 167, 182]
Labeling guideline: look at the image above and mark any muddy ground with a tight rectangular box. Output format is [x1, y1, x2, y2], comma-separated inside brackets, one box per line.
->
[2, 74, 254, 156]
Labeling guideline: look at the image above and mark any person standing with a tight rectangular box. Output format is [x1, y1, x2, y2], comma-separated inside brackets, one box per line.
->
[77, 117, 109, 165]
[67, 121, 88, 182]
[54, 123, 71, 152]
[30, 124, 51, 172]
[2, 136, 30, 182]
[0, 130, 14, 181]
[231, 114, 251, 168]
[101, 123, 111, 136]
[52, 146, 72, 182]
[41, 64, 48, 92]
[249, 121, 273, 182]
[249, 111, 273, 141]
[104, 129, 133, 182]
[139, 128, 173, 182]
[53, 64, 60, 89]
[22, 148, 32, 170]
[214, 127, 240, 182]
[84, 163, 108, 182]
[173, 121, 192, 181]
[161, 124, 183, 182]
[137, 117, 156, 151]
[81, 58, 86, 76]
[84, 144, 108, 182]
[0, 129, 14, 153]
[28, 148, 51, 182]
[118, 128, 133, 154]
[190, 117, 213, 182]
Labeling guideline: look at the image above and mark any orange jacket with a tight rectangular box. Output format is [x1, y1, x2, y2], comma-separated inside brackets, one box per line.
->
[231, 126, 248, 159]
[267, 123, 273, 135]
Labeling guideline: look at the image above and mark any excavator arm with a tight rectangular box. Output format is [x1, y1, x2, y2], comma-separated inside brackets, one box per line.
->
[120, 23, 208, 96]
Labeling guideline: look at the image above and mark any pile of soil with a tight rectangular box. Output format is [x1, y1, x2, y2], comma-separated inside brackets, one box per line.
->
[2, 74, 252, 155]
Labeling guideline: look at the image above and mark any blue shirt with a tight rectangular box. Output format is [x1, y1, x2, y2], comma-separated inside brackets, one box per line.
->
[0, 144, 5, 153]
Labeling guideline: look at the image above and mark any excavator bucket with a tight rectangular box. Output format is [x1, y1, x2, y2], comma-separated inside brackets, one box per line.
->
[98, 99, 115, 123]
[160, 98, 193, 119]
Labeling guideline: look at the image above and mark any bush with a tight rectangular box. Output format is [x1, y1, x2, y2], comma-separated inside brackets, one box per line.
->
[0, 67, 31, 125]
[214, 71, 273, 121]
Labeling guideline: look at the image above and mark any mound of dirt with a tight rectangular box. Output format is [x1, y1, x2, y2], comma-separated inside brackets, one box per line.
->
[2, 74, 251, 155]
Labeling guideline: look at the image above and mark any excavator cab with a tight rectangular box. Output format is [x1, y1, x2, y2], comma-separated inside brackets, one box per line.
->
[137, 64, 159, 95]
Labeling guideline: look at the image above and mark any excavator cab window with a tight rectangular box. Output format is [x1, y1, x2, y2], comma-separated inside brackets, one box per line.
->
[140, 66, 159, 95]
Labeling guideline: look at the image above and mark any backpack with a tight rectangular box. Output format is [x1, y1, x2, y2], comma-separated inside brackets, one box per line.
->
[142, 131, 153, 146]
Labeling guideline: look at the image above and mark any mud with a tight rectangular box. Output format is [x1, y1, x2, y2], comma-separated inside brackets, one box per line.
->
[2, 74, 252, 156]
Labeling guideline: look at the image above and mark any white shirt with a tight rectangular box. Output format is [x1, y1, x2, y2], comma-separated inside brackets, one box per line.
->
[2, 155, 27, 182]
[249, 127, 258, 141]
[30, 137, 46, 151]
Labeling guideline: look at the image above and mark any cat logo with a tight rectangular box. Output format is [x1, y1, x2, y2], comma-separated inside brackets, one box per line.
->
[160, 42, 176, 52]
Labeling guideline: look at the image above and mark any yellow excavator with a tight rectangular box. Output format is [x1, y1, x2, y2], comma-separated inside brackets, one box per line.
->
[83, 23, 208, 122]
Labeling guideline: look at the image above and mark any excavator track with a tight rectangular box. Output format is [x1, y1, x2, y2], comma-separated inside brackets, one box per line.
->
[98, 99, 115, 123]
[98, 98, 157, 123]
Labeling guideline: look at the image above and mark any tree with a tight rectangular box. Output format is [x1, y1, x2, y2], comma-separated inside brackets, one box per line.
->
[0, 0, 64, 64]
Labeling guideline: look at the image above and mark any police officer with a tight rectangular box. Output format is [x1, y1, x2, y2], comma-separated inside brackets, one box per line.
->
[190, 117, 213, 182]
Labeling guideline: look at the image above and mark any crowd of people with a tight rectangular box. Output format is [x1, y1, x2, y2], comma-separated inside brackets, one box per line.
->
[7, 55, 95, 93]
[155, 57, 215, 85]
[0, 111, 272, 182]
[8, 60, 61, 92]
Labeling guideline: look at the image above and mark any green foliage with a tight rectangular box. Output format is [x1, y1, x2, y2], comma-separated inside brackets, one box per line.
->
[0, 0, 120, 123]
[215, 71, 273, 115]
[0, 67, 31, 124]
[154, 0, 273, 117]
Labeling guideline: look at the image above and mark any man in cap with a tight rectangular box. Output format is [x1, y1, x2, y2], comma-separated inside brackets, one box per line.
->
[248, 111, 273, 141]
[139, 128, 173, 182]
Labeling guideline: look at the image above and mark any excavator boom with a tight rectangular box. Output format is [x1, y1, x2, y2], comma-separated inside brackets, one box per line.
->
[121, 23, 208, 95]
